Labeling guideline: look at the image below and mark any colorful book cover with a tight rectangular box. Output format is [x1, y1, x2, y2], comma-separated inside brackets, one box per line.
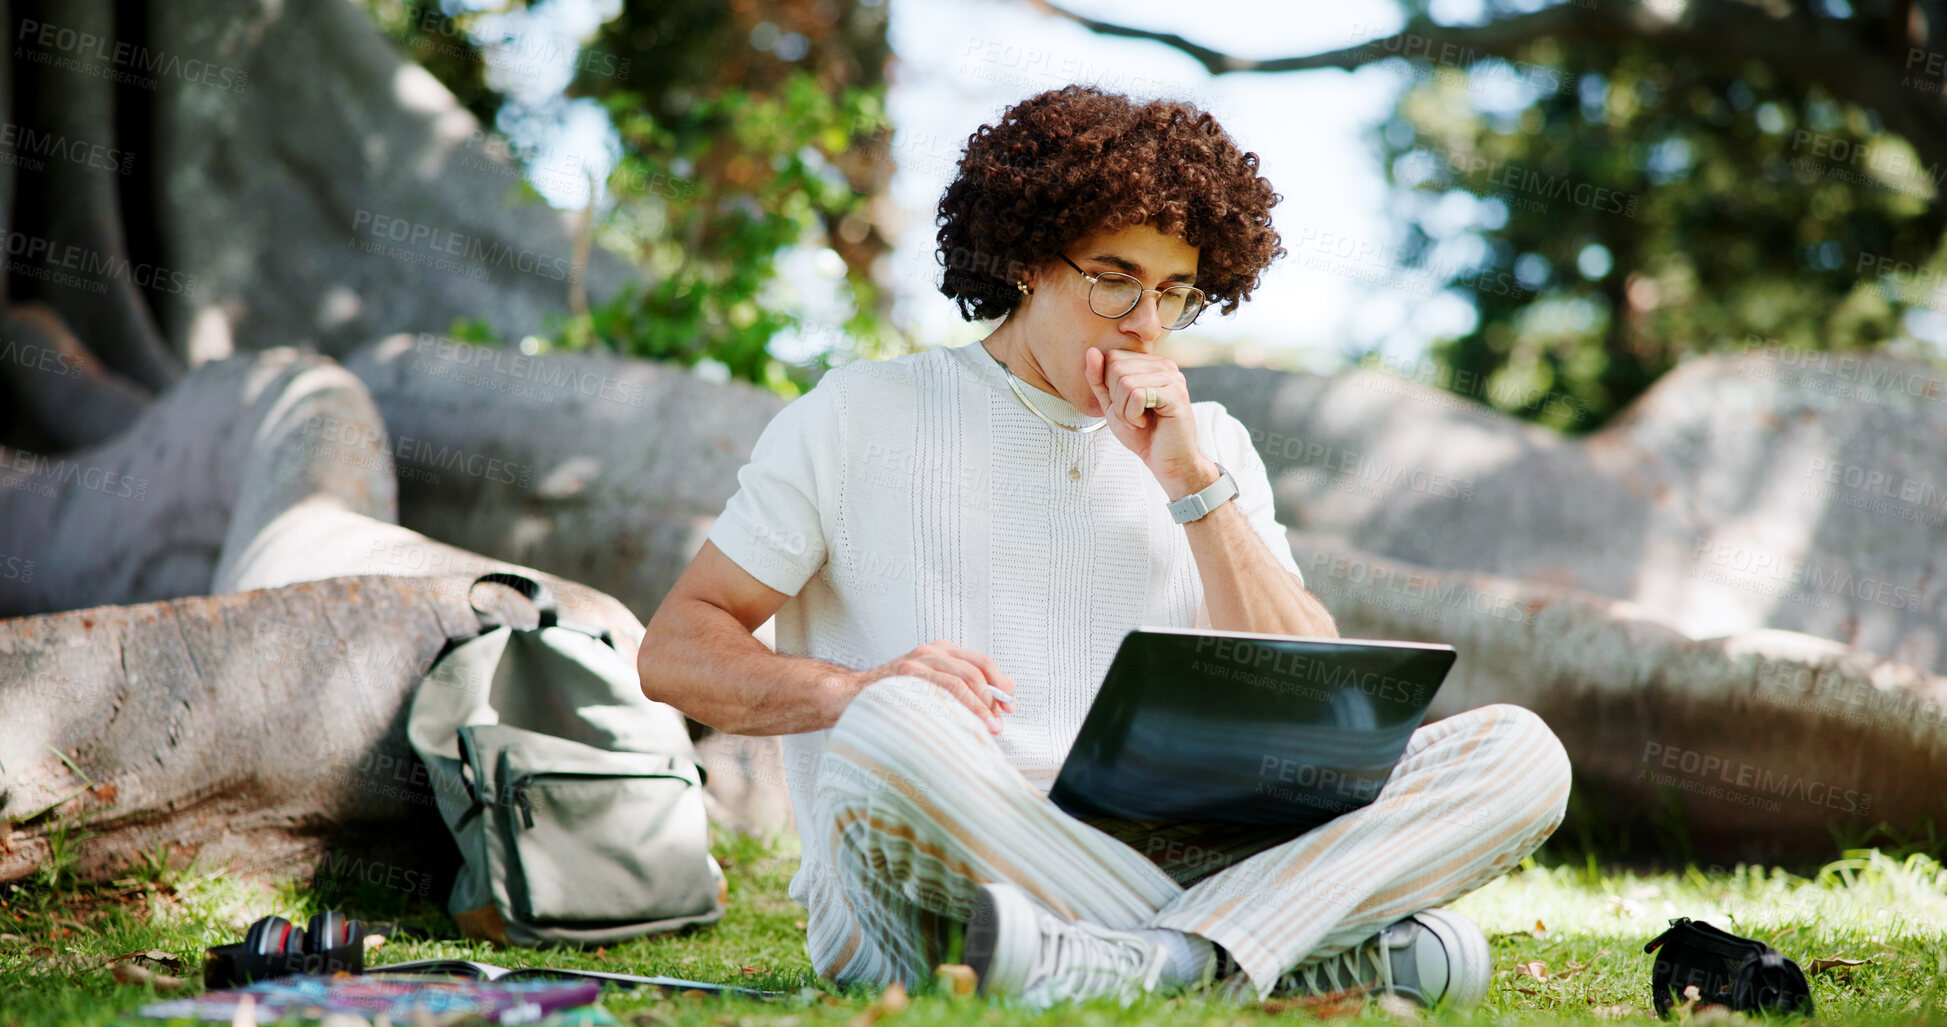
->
[138, 973, 601, 1023]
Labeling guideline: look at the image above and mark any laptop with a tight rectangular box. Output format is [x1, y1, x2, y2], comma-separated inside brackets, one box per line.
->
[1048, 628, 1456, 829]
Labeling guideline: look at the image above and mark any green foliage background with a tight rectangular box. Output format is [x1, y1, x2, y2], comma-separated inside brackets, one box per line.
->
[1373, 14, 1947, 431]
[363, 0, 896, 398]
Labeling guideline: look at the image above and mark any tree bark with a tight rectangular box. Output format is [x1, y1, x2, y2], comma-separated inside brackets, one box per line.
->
[12, 0, 181, 393]
[0, 0, 638, 450]
[144, 0, 634, 367]
[0, 303, 150, 450]
[1290, 532, 1947, 865]
[343, 334, 782, 626]
[0, 575, 480, 886]
[1184, 351, 1947, 677]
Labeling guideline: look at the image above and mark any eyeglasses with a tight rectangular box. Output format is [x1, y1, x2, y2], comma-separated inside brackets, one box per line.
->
[1059, 254, 1208, 330]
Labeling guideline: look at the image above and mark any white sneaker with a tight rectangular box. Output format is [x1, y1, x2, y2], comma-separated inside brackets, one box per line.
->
[964, 883, 1168, 1009]
[1273, 907, 1490, 1008]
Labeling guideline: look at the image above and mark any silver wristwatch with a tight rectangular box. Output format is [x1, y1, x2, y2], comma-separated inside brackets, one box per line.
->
[1167, 463, 1238, 524]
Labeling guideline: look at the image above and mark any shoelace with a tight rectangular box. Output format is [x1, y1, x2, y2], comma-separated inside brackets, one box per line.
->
[1026, 917, 1162, 1004]
[1279, 935, 1394, 998]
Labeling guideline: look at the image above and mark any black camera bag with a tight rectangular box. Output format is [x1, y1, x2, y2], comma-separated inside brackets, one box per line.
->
[1643, 917, 1812, 1018]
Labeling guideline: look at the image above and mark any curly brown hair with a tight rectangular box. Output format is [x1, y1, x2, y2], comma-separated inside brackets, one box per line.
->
[935, 85, 1283, 322]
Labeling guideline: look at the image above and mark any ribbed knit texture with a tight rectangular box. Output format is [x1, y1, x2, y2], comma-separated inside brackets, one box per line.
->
[706, 340, 1305, 912]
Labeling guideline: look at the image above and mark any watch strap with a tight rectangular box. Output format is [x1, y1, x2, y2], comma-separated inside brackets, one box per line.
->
[1168, 463, 1238, 523]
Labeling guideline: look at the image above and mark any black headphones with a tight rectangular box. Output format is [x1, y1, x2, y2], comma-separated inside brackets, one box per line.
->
[204, 911, 366, 987]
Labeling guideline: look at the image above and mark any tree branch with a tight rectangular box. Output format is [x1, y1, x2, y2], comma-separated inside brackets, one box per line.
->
[1033, 0, 1947, 232]
[1033, 0, 1614, 75]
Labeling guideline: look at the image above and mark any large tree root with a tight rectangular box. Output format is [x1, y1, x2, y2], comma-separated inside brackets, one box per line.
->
[1186, 352, 1947, 676]
[344, 335, 780, 629]
[0, 575, 488, 887]
[1294, 534, 1947, 865]
[0, 350, 690, 884]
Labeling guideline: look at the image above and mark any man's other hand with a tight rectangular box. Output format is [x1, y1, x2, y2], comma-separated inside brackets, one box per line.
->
[855, 640, 1016, 734]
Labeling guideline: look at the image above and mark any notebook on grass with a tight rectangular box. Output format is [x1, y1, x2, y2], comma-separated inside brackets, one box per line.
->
[373, 958, 779, 998]
[138, 974, 601, 1023]
[1048, 628, 1456, 830]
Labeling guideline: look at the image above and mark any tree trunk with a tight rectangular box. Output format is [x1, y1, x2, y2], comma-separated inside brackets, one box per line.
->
[1, 0, 635, 450]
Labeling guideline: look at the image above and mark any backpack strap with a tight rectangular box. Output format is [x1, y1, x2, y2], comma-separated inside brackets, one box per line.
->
[466, 573, 615, 648]
[470, 572, 559, 629]
[451, 726, 489, 834]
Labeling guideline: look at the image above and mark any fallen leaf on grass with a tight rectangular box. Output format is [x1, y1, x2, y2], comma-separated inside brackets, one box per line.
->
[844, 981, 909, 1027]
[1513, 961, 1548, 981]
[1670, 984, 1716, 1024]
[111, 962, 188, 991]
[1375, 992, 1423, 1023]
[933, 963, 977, 998]
[1607, 895, 1646, 918]
[1260, 991, 1366, 1018]
[739, 965, 766, 975]
[1591, 1005, 1636, 1019]
[1532, 919, 1549, 939]
[1807, 955, 1869, 974]
[1554, 960, 1590, 983]
[104, 950, 186, 974]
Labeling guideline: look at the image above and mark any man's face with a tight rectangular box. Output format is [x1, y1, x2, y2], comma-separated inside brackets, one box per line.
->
[1027, 223, 1201, 417]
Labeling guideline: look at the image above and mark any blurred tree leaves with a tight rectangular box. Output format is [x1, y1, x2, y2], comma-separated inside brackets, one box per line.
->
[575, 73, 887, 394]
[363, 0, 896, 396]
[1377, 32, 1946, 431]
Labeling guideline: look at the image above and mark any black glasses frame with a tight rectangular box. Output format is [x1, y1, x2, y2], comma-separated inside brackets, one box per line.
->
[1058, 254, 1208, 330]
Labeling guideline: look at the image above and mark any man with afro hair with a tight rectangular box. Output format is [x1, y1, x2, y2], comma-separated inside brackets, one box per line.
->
[641, 85, 1570, 1012]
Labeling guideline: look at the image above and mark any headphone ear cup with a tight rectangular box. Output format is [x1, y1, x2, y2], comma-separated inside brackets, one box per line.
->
[307, 911, 348, 952]
[243, 915, 296, 956]
[302, 910, 365, 975]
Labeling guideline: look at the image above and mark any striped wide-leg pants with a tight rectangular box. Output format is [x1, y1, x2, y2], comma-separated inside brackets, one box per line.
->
[802, 674, 1572, 1001]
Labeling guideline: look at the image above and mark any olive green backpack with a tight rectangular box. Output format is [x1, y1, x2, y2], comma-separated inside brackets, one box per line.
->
[407, 573, 725, 946]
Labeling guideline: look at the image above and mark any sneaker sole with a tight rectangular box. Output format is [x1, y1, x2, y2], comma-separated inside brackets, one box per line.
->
[965, 883, 1040, 998]
[1412, 908, 1490, 1008]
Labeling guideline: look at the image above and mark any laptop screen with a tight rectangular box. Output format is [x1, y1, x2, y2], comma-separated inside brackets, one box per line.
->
[1049, 629, 1456, 828]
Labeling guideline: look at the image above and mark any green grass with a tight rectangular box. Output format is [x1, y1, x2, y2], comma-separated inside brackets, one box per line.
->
[5, 832, 1947, 1026]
